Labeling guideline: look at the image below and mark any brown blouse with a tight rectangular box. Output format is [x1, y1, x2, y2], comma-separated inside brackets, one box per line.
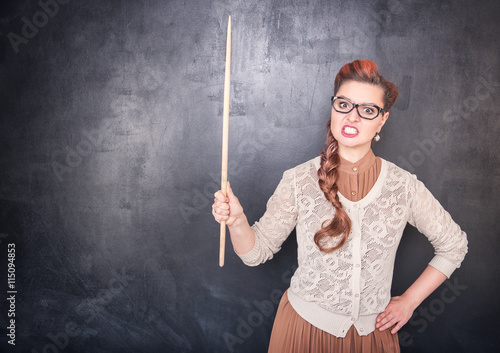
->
[337, 150, 381, 202]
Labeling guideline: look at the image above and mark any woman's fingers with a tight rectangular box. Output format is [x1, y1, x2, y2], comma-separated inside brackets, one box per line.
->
[212, 181, 244, 226]
[214, 190, 229, 203]
[391, 321, 405, 335]
[212, 203, 228, 223]
[212, 187, 231, 223]
[213, 193, 230, 213]
[213, 203, 230, 216]
[376, 313, 393, 330]
[227, 181, 235, 199]
[375, 296, 414, 334]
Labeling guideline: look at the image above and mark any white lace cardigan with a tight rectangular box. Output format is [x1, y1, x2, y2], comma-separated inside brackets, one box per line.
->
[238, 156, 468, 337]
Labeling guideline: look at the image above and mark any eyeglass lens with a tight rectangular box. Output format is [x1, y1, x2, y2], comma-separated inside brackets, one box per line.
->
[332, 97, 380, 119]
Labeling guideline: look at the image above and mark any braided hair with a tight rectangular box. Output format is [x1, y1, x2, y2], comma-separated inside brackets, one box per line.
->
[314, 60, 399, 253]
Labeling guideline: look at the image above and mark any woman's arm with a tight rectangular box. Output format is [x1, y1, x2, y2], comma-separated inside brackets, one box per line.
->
[375, 265, 447, 334]
[376, 175, 468, 334]
[213, 181, 256, 255]
[213, 166, 299, 265]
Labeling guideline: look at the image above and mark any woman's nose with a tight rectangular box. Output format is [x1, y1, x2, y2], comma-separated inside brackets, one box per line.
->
[346, 107, 361, 122]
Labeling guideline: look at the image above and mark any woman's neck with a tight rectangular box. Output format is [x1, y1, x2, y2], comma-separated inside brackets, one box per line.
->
[338, 146, 372, 163]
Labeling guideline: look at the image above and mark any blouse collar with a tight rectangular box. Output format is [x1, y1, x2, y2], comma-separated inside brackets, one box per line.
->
[338, 149, 377, 175]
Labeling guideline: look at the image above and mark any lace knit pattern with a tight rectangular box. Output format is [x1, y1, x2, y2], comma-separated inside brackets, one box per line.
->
[239, 156, 468, 327]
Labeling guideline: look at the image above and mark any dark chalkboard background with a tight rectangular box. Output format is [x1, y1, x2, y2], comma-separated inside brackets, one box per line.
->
[0, 0, 499, 352]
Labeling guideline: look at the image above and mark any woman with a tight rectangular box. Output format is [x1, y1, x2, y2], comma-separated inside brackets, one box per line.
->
[212, 60, 467, 352]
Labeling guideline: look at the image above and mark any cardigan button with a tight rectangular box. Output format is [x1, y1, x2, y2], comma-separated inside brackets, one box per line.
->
[351, 191, 357, 196]
[353, 166, 358, 172]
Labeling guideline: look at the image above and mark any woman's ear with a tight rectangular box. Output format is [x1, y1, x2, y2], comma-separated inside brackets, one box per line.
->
[378, 111, 389, 131]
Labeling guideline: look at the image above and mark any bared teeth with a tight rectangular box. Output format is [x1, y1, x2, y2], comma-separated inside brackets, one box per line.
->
[344, 126, 358, 134]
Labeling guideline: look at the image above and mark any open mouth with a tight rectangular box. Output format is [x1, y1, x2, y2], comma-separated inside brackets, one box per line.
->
[342, 125, 359, 137]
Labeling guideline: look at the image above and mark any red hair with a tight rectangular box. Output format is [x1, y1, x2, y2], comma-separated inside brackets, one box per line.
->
[334, 60, 399, 111]
[314, 60, 399, 253]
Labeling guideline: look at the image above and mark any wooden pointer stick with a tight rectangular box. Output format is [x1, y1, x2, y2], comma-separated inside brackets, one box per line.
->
[220, 15, 231, 267]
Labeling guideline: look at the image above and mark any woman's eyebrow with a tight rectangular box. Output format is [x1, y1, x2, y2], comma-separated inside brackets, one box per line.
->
[338, 95, 379, 106]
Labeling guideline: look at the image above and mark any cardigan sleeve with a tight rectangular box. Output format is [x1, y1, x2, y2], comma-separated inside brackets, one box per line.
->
[237, 168, 298, 266]
[407, 177, 468, 278]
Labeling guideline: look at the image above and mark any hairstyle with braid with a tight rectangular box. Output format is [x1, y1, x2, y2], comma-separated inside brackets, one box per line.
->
[314, 60, 399, 253]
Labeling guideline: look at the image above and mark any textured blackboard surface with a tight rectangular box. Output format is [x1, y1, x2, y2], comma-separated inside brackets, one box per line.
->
[0, 0, 498, 352]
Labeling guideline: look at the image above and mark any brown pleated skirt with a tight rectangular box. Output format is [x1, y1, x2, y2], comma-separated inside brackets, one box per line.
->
[268, 291, 400, 353]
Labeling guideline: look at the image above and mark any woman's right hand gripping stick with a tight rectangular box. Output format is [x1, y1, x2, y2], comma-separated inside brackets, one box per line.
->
[212, 181, 244, 226]
[212, 181, 255, 254]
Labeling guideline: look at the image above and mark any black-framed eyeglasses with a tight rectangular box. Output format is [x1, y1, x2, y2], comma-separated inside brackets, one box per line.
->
[331, 96, 385, 120]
